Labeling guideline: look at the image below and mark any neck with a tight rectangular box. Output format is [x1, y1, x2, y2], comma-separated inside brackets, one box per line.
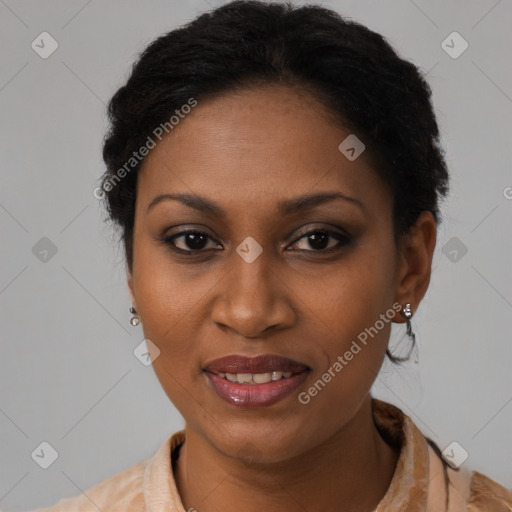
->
[175, 395, 399, 512]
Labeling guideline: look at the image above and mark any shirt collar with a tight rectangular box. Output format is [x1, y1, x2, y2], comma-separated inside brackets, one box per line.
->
[372, 398, 430, 511]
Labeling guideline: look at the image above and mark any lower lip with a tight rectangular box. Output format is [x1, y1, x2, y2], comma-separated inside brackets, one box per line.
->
[205, 371, 309, 408]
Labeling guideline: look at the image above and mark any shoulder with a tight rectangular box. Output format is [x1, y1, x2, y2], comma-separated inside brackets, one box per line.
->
[425, 432, 512, 511]
[33, 457, 149, 512]
[32, 431, 184, 512]
[467, 471, 512, 512]
[371, 398, 512, 512]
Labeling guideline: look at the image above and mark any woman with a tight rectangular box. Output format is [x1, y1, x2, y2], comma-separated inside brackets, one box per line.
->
[35, 1, 512, 510]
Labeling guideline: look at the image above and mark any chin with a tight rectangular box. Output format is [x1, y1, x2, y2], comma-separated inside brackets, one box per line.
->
[208, 420, 311, 464]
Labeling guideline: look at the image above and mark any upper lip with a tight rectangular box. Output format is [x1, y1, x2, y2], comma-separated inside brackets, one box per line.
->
[203, 354, 310, 375]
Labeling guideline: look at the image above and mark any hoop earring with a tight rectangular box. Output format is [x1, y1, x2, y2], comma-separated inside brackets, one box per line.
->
[401, 302, 418, 363]
[386, 302, 418, 363]
[129, 306, 140, 326]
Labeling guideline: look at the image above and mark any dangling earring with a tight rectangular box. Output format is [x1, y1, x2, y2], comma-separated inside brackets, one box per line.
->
[129, 306, 140, 326]
[401, 302, 418, 363]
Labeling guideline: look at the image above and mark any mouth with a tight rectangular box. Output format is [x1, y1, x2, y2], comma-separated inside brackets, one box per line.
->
[203, 354, 311, 408]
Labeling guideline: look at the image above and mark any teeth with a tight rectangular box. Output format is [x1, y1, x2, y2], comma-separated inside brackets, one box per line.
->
[218, 371, 295, 384]
[253, 372, 272, 384]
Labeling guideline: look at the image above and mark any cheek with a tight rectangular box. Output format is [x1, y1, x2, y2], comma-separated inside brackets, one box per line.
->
[297, 232, 397, 409]
[131, 241, 205, 373]
[297, 295, 394, 438]
[132, 228, 207, 332]
[300, 231, 397, 344]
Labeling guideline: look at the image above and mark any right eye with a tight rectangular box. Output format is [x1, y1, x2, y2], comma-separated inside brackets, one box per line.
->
[161, 230, 223, 254]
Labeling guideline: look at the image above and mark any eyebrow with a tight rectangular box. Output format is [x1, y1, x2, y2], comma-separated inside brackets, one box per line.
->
[146, 191, 364, 217]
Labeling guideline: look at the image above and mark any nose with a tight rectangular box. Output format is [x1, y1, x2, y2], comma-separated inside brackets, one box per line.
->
[210, 249, 296, 338]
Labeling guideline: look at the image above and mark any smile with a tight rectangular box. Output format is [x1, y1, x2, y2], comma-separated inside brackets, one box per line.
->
[203, 354, 310, 408]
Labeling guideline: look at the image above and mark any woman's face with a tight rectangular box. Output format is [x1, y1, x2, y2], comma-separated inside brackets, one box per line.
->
[128, 85, 418, 462]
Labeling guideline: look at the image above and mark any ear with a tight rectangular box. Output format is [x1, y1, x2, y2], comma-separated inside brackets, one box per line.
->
[393, 211, 437, 323]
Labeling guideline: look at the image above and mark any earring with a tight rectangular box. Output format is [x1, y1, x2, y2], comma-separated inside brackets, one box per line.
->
[401, 303, 418, 363]
[129, 306, 140, 326]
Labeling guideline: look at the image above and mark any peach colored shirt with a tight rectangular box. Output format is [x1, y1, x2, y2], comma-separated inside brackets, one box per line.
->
[34, 399, 512, 511]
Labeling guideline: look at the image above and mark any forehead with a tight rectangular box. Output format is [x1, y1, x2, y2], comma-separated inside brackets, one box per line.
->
[136, 85, 388, 216]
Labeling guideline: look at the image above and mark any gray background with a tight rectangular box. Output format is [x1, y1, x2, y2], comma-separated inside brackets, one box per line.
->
[1, 0, 511, 510]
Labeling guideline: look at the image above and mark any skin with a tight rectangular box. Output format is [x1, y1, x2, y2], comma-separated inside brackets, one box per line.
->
[127, 85, 437, 512]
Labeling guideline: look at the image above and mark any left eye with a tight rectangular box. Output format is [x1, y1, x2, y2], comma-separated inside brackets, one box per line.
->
[288, 230, 350, 252]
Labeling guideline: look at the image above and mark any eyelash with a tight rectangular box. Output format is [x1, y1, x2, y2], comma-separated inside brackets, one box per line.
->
[160, 227, 351, 256]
